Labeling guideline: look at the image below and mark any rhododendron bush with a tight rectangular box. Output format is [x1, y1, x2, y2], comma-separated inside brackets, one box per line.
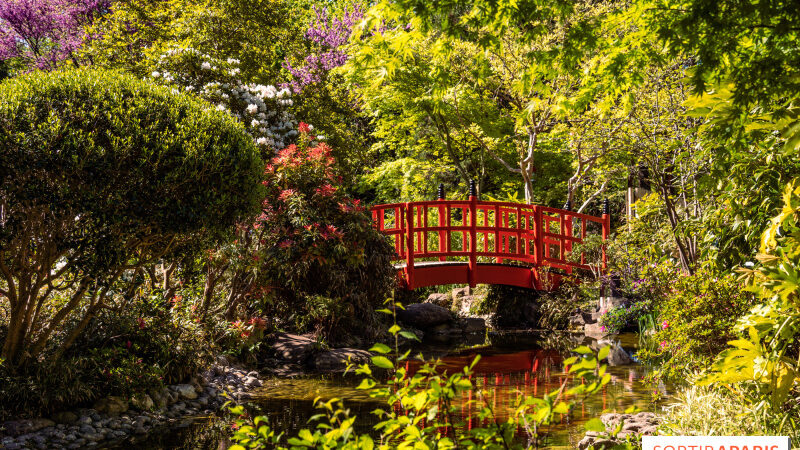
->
[149, 47, 298, 152]
[208, 125, 396, 346]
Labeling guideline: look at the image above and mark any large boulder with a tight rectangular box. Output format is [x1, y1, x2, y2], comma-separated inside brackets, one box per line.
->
[397, 303, 453, 329]
[272, 333, 316, 363]
[172, 384, 198, 400]
[93, 396, 129, 415]
[313, 348, 372, 372]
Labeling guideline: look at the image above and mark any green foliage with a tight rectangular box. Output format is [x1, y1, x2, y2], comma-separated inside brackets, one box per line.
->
[0, 289, 209, 419]
[0, 67, 262, 365]
[699, 182, 800, 438]
[635, 265, 752, 381]
[599, 300, 651, 335]
[660, 385, 775, 438]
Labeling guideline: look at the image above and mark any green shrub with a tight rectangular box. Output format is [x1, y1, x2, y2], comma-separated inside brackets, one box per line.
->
[0, 289, 210, 419]
[599, 300, 652, 334]
[636, 265, 753, 381]
[698, 181, 800, 440]
[214, 125, 397, 347]
[0, 68, 263, 366]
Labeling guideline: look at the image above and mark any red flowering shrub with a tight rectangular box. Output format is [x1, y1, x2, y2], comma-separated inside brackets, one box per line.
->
[222, 126, 396, 346]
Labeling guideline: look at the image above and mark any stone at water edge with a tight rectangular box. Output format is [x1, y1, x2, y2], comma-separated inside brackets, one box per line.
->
[51, 411, 78, 425]
[313, 348, 372, 372]
[173, 384, 199, 400]
[130, 394, 154, 411]
[244, 377, 262, 388]
[272, 333, 317, 363]
[93, 397, 129, 416]
[148, 387, 170, 410]
[396, 303, 453, 329]
[597, 339, 634, 366]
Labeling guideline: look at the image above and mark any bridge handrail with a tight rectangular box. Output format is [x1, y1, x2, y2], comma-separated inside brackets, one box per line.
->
[370, 185, 610, 288]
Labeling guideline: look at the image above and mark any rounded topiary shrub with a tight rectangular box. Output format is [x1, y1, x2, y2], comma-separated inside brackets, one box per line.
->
[0, 68, 263, 365]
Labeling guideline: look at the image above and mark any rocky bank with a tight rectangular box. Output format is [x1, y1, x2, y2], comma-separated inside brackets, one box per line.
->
[0, 356, 262, 449]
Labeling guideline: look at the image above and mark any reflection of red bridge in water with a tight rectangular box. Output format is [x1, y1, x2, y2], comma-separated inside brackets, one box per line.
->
[371, 183, 610, 290]
[398, 349, 634, 434]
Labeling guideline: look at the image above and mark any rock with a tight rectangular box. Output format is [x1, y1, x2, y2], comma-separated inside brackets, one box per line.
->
[607, 344, 633, 366]
[1, 418, 56, 437]
[599, 296, 628, 310]
[584, 322, 609, 338]
[425, 293, 450, 307]
[52, 412, 78, 425]
[79, 424, 95, 435]
[569, 313, 586, 327]
[130, 394, 154, 411]
[149, 388, 170, 410]
[173, 384, 199, 400]
[452, 287, 470, 299]
[639, 425, 658, 435]
[93, 397, 129, 416]
[31, 418, 56, 432]
[78, 416, 92, 426]
[243, 377, 262, 388]
[272, 333, 316, 363]
[396, 303, 452, 329]
[461, 317, 486, 333]
[455, 295, 481, 316]
[313, 348, 372, 372]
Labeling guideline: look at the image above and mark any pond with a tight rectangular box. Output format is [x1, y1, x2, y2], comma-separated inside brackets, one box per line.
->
[111, 331, 667, 449]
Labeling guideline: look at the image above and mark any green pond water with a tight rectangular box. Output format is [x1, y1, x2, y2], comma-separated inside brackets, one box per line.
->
[111, 331, 668, 449]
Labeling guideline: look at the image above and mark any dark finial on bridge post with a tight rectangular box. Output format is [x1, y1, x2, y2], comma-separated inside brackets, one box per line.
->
[603, 198, 610, 215]
[437, 183, 445, 200]
[563, 200, 571, 211]
[469, 179, 477, 198]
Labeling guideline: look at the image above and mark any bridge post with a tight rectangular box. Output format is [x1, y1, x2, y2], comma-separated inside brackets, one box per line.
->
[406, 203, 415, 288]
[437, 184, 447, 262]
[468, 180, 477, 288]
[602, 198, 610, 271]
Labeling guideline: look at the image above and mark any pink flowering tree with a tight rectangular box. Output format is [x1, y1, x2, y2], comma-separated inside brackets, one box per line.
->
[284, 4, 362, 93]
[205, 124, 396, 346]
[0, 0, 109, 71]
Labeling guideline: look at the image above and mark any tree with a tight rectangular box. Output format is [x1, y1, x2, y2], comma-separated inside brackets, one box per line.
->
[346, 1, 627, 204]
[0, 68, 263, 365]
[0, 0, 109, 71]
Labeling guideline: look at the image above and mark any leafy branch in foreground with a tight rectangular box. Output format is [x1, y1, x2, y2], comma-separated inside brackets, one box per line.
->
[228, 299, 619, 449]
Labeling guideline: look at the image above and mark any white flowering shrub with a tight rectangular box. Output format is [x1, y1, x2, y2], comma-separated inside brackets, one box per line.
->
[149, 46, 298, 151]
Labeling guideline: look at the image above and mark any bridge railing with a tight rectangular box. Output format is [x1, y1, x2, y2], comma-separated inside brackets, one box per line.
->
[371, 183, 610, 287]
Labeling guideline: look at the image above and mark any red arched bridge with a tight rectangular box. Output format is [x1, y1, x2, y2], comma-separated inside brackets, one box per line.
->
[371, 184, 609, 290]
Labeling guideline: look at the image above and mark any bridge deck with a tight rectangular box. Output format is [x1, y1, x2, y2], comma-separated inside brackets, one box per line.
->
[392, 261, 549, 290]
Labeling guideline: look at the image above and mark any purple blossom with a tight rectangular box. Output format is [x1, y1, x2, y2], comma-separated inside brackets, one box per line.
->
[284, 4, 362, 92]
[0, 0, 109, 71]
